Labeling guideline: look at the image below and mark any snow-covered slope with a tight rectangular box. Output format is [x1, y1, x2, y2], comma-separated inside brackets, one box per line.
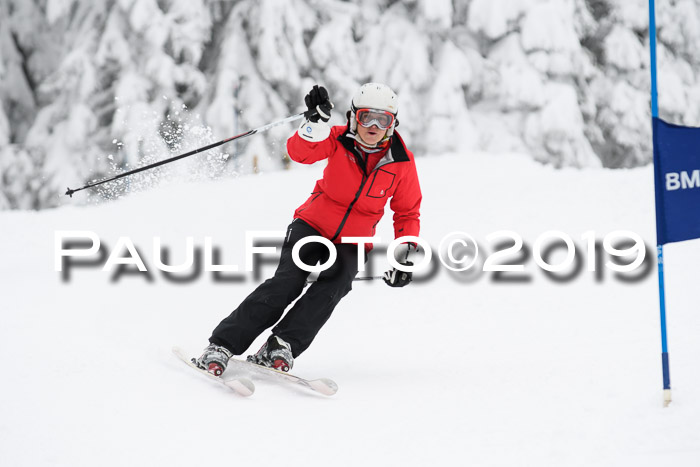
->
[1, 152, 699, 466]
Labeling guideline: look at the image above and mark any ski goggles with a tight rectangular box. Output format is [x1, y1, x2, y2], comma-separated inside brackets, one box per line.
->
[355, 108, 395, 130]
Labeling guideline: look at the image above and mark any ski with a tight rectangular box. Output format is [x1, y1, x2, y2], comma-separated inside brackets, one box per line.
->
[226, 357, 338, 396]
[172, 347, 255, 397]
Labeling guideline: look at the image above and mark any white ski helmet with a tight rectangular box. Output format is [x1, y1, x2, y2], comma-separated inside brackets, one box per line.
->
[350, 83, 398, 137]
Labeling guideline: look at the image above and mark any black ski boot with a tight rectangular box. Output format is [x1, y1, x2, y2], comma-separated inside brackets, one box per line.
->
[247, 335, 294, 372]
[193, 343, 233, 376]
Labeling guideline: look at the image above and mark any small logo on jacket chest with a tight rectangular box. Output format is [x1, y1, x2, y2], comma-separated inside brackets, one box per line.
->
[345, 152, 356, 163]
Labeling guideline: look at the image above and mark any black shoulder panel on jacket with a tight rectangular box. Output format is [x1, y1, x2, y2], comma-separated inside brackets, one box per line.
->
[389, 134, 409, 162]
[337, 130, 368, 174]
[337, 130, 356, 154]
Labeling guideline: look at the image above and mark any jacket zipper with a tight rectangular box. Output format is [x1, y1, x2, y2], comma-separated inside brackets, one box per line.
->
[330, 173, 368, 241]
[329, 146, 405, 242]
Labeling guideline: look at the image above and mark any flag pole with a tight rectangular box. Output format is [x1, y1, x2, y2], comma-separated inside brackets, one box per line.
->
[648, 0, 672, 407]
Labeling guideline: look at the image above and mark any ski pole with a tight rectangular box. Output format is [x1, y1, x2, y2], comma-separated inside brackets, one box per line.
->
[306, 276, 384, 285]
[65, 111, 308, 197]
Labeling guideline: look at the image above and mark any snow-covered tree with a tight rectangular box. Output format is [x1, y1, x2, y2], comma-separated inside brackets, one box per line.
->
[2, 0, 700, 209]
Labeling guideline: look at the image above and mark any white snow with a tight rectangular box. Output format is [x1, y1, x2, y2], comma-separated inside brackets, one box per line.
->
[524, 83, 600, 167]
[604, 25, 646, 72]
[418, 0, 453, 29]
[468, 0, 532, 41]
[520, 1, 580, 55]
[6, 0, 700, 207]
[1, 151, 700, 466]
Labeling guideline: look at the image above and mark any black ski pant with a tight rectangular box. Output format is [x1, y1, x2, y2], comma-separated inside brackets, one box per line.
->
[210, 219, 360, 358]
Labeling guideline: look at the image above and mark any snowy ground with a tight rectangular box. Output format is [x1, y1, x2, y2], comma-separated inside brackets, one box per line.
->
[1, 152, 699, 466]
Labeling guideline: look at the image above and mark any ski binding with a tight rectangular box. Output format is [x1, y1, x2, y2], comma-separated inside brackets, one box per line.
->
[172, 347, 255, 397]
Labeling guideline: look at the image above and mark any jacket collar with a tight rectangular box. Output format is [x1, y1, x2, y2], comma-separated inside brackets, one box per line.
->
[337, 128, 410, 167]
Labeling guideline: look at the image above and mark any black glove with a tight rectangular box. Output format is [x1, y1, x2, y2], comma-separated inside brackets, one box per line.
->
[383, 261, 413, 287]
[304, 85, 333, 123]
[384, 243, 417, 288]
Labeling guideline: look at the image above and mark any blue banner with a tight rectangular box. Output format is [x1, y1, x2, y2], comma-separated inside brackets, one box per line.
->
[653, 117, 700, 244]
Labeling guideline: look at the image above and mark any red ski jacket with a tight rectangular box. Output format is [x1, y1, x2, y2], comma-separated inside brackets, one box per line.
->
[287, 125, 422, 244]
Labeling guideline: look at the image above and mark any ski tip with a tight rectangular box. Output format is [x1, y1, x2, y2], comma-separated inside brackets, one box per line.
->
[308, 378, 338, 396]
[225, 378, 255, 397]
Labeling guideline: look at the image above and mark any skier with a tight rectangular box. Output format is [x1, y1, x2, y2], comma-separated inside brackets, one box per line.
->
[194, 83, 422, 375]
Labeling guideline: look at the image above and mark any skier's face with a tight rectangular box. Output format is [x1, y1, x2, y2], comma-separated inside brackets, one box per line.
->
[357, 123, 387, 146]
